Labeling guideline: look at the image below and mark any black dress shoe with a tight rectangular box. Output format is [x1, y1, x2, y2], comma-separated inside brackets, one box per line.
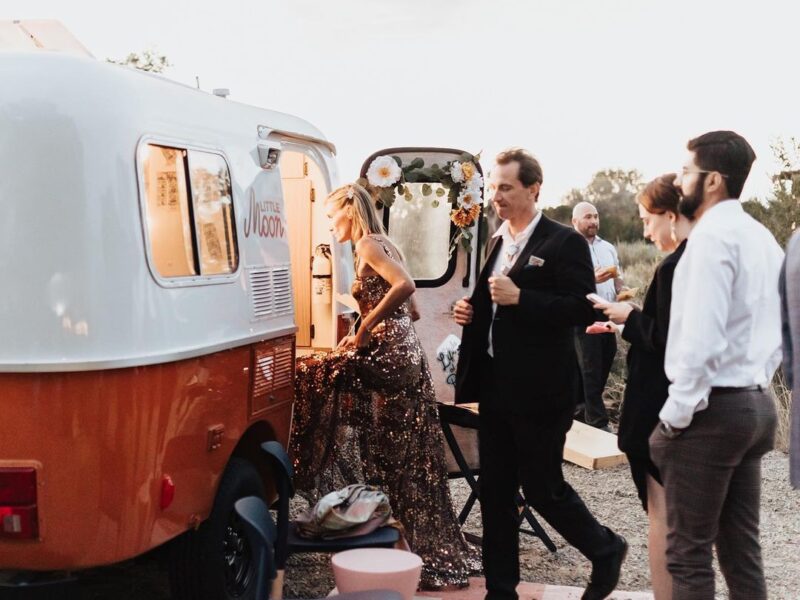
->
[581, 534, 628, 600]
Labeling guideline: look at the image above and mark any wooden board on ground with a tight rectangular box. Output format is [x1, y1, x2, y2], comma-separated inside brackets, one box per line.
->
[438, 403, 626, 471]
[564, 420, 627, 470]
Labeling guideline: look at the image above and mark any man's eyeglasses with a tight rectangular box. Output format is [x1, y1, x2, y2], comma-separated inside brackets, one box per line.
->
[680, 167, 729, 179]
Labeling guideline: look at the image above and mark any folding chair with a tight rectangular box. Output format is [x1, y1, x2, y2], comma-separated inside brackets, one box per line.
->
[235, 495, 402, 600]
[438, 402, 557, 552]
[259, 442, 402, 597]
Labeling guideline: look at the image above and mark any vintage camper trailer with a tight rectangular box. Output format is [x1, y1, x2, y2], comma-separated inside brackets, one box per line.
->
[0, 47, 354, 598]
[0, 35, 483, 599]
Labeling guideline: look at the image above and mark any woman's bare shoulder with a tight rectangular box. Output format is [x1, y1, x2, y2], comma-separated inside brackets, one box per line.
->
[355, 235, 383, 255]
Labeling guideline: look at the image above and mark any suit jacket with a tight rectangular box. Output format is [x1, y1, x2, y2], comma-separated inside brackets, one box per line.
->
[617, 240, 686, 458]
[779, 231, 800, 488]
[455, 214, 596, 415]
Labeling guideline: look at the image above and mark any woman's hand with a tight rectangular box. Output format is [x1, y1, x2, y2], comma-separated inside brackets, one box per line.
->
[337, 335, 356, 349]
[354, 326, 372, 349]
[599, 301, 634, 324]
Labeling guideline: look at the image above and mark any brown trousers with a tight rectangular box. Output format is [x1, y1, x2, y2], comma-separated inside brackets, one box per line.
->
[650, 389, 776, 600]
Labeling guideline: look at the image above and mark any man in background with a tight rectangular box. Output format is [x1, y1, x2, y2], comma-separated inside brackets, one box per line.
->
[572, 202, 623, 431]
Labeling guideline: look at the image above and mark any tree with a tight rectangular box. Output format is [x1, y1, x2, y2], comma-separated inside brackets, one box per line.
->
[545, 169, 644, 242]
[108, 49, 171, 73]
[742, 137, 800, 248]
[542, 204, 572, 226]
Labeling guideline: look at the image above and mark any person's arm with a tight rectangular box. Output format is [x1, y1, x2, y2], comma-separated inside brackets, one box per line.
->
[660, 233, 733, 429]
[621, 259, 677, 353]
[612, 245, 624, 294]
[407, 293, 421, 322]
[350, 237, 415, 348]
[515, 232, 596, 328]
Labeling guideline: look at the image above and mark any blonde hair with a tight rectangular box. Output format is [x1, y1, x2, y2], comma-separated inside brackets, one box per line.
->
[327, 183, 409, 263]
[326, 183, 387, 241]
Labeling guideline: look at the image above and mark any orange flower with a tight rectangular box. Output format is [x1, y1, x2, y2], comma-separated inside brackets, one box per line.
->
[450, 204, 481, 228]
[461, 162, 476, 181]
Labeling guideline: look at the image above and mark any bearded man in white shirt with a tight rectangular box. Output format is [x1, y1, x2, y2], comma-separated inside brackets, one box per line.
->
[650, 130, 783, 600]
[572, 202, 624, 430]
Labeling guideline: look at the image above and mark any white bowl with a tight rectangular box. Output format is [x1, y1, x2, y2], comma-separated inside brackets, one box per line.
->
[331, 548, 423, 600]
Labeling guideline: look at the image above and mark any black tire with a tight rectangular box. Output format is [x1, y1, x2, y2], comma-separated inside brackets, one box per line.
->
[169, 457, 266, 600]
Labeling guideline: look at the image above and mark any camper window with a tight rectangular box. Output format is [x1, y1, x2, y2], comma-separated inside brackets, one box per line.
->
[187, 150, 238, 275]
[140, 143, 238, 280]
[386, 182, 451, 281]
[140, 144, 197, 277]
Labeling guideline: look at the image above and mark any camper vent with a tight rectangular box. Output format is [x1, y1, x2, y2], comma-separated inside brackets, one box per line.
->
[249, 268, 273, 319]
[248, 266, 293, 320]
[272, 267, 293, 315]
[250, 337, 294, 415]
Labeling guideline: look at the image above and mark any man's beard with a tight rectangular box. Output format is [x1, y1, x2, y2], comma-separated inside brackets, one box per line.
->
[679, 173, 706, 219]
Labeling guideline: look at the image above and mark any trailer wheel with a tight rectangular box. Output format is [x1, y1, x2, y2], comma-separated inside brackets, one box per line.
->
[169, 457, 266, 600]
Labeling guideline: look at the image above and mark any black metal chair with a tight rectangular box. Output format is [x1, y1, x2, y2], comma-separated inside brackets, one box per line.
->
[235, 495, 402, 600]
[438, 402, 557, 552]
[259, 442, 401, 594]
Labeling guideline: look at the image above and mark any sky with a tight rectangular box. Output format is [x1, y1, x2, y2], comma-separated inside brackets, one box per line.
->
[5, 0, 799, 206]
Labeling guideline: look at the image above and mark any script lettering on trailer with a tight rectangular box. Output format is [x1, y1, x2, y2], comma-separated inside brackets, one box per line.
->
[244, 189, 286, 239]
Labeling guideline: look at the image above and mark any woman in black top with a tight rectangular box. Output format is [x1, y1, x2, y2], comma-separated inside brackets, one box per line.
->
[592, 174, 692, 600]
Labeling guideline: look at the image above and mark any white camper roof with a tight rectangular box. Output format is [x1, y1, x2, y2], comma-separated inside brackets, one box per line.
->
[0, 49, 338, 371]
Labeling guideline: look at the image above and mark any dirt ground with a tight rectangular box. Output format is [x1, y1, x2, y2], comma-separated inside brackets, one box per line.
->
[73, 450, 799, 599]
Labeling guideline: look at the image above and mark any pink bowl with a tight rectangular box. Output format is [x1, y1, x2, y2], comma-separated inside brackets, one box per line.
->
[331, 548, 423, 600]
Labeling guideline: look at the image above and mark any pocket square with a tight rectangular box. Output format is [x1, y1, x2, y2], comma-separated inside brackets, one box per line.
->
[527, 255, 545, 267]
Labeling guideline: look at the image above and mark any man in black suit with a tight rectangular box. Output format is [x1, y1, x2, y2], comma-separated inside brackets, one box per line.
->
[453, 148, 627, 600]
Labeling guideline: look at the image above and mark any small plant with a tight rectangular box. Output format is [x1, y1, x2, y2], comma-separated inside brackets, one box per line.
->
[771, 370, 792, 453]
[108, 49, 171, 74]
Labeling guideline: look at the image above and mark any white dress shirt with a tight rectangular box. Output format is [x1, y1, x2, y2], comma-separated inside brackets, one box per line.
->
[487, 211, 542, 356]
[587, 236, 620, 302]
[661, 200, 784, 428]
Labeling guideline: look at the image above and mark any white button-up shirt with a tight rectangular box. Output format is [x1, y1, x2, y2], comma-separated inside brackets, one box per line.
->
[487, 211, 542, 356]
[661, 200, 784, 428]
[587, 236, 620, 302]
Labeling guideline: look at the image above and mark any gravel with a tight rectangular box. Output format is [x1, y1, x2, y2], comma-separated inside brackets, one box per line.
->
[456, 450, 800, 600]
[72, 451, 799, 599]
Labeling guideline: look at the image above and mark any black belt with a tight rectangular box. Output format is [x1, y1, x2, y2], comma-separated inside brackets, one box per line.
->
[710, 385, 764, 394]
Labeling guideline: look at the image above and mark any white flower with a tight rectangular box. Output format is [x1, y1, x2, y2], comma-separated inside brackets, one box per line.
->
[449, 161, 465, 183]
[346, 186, 355, 200]
[468, 171, 484, 190]
[366, 156, 401, 188]
[457, 186, 482, 208]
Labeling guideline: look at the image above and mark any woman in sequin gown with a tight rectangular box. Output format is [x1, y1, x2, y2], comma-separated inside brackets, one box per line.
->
[290, 183, 479, 589]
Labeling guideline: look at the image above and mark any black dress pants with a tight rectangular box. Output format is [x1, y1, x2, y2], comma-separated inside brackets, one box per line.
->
[574, 326, 617, 427]
[477, 356, 616, 599]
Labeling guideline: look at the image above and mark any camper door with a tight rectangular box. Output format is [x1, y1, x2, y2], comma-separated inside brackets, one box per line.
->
[359, 148, 485, 405]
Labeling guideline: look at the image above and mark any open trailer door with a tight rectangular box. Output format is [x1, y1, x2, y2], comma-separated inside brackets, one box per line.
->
[359, 148, 485, 405]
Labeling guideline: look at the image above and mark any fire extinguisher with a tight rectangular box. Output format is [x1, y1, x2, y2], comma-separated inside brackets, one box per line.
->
[312, 244, 332, 305]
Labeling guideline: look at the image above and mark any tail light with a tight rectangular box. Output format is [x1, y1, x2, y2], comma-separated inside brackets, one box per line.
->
[0, 468, 39, 540]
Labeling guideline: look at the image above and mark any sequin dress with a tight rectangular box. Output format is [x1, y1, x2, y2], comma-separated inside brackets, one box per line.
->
[290, 239, 479, 589]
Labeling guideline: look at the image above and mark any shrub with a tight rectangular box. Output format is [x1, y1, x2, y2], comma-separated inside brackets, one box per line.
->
[617, 240, 662, 269]
[771, 370, 792, 453]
